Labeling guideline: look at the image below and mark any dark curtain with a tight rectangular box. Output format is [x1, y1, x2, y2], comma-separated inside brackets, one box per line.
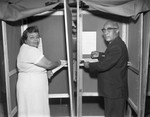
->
[81, 0, 150, 19]
[0, 0, 60, 21]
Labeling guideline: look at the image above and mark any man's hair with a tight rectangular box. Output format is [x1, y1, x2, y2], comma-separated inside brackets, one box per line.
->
[104, 20, 119, 29]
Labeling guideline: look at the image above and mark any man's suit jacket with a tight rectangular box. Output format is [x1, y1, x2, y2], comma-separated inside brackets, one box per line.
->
[89, 36, 128, 99]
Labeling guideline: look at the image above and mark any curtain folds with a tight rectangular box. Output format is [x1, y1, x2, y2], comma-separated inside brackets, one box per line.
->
[0, 0, 60, 21]
[81, 0, 150, 19]
[0, 0, 150, 21]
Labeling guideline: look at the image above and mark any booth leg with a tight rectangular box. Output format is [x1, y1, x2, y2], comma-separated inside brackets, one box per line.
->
[126, 104, 132, 117]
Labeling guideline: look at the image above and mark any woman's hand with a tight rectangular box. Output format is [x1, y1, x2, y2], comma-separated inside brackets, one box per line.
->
[60, 60, 67, 66]
[47, 70, 53, 79]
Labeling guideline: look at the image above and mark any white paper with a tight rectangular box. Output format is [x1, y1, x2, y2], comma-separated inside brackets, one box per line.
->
[82, 58, 98, 63]
[52, 60, 67, 74]
[82, 32, 96, 54]
[52, 64, 65, 74]
[47, 65, 65, 79]
[47, 60, 67, 79]
[80, 58, 98, 66]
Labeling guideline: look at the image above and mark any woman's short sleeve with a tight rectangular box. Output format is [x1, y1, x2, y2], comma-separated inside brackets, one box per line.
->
[20, 45, 44, 64]
[28, 47, 44, 64]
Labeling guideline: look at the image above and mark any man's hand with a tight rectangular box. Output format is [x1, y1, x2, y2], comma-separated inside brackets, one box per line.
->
[91, 51, 99, 59]
[84, 61, 90, 69]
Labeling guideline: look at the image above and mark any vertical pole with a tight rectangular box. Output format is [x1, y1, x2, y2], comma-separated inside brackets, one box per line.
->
[140, 12, 150, 117]
[2, 21, 11, 117]
[138, 13, 143, 117]
[77, 0, 83, 117]
[64, 0, 74, 117]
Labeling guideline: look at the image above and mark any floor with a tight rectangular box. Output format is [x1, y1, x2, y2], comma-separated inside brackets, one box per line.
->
[1, 94, 150, 117]
[49, 96, 150, 117]
[50, 96, 105, 117]
[0, 92, 7, 117]
[0, 94, 105, 117]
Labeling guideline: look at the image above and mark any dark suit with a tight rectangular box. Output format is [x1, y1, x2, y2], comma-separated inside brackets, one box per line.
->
[89, 36, 128, 117]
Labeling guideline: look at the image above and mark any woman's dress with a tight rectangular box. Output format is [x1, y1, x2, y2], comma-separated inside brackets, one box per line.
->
[17, 44, 50, 117]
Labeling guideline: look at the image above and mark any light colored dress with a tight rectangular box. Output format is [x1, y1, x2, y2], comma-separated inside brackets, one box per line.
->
[17, 44, 50, 117]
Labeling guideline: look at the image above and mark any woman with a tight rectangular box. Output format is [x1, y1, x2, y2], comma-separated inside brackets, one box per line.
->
[17, 26, 61, 117]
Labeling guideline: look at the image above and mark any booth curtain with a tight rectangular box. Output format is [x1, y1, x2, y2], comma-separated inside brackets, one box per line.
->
[81, 0, 150, 19]
[0, 0, 150, 21]
[0, 0, 60, 21]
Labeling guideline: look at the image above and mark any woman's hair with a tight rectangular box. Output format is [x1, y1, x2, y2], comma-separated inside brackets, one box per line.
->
[21, 26, 39, 45]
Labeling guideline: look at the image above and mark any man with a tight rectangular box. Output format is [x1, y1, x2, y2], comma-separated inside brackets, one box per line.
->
[84, 20, 128, 117]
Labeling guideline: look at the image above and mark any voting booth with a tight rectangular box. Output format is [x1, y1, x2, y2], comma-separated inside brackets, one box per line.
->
[0, 0, 150, 117]
[76, 0, 150, 117]
[0, 1, 75, 117]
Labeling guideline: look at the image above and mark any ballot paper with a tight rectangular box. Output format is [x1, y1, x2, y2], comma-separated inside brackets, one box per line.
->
[82, 32, 96, 54]
[52, 64, 66, 74]
[47, 60, 67, 79]
[80, 58, 98, 66]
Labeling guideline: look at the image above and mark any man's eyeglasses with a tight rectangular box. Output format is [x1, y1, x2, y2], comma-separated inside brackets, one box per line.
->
[101, 27, 118, 33]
